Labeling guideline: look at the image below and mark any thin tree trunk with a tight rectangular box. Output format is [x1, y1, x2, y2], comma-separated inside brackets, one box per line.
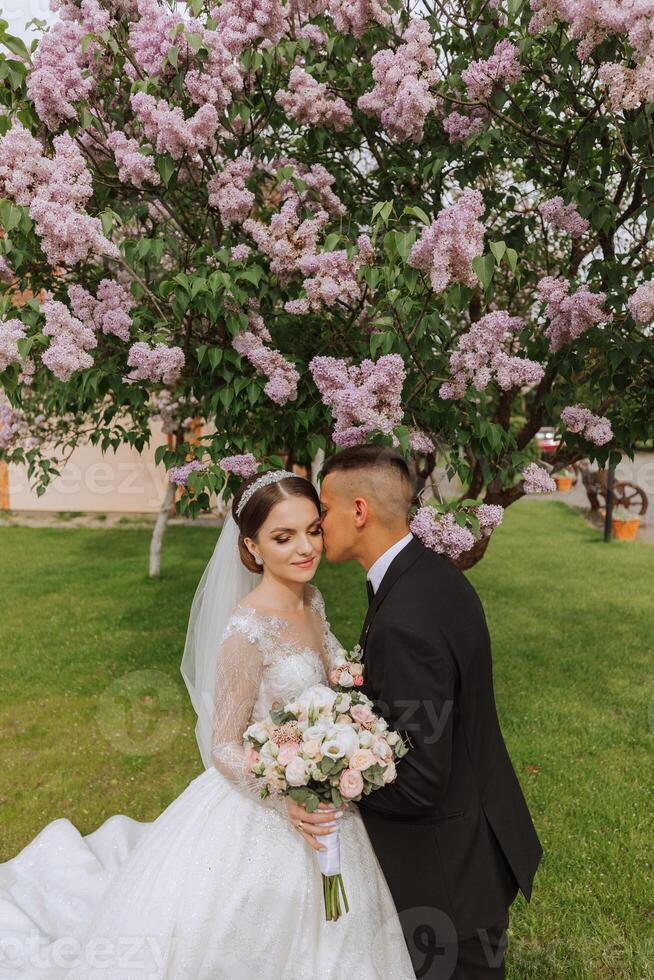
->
[149, 479, 176, 578]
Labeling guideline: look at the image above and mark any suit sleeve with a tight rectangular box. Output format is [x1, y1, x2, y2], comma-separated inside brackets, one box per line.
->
[356, 622, 457, 817]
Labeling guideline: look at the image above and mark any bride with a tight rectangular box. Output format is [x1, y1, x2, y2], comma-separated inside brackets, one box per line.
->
[0, 469, 416, 979]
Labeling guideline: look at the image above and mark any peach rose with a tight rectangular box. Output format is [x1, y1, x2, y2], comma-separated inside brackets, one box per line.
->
[302, 739, 322, 759]
[339, 768, 364, 799]
[329, 669, 340, 685]
[382, 760, 396, 783]
[351, 704, 375, 725]
[349, 749, 376, 771]
[277, 744, 300, 766]
[350, 663, 363, 677]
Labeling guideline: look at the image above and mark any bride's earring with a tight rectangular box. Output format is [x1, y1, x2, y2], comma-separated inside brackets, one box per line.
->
[255, 555, 263, 566]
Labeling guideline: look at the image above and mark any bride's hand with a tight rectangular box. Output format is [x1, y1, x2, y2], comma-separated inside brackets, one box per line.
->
[286, 799, 348, 852]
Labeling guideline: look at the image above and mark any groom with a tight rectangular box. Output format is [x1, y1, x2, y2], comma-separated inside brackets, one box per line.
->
[313, 444, 542, 979]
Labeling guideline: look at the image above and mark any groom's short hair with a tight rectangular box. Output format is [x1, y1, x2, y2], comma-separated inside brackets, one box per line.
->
[320, 445, 415, 522]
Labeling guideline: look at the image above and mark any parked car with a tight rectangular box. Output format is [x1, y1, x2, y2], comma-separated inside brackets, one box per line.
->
[535, 426, 561, 456]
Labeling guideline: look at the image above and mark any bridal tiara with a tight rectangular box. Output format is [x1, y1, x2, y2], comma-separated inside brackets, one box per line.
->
[236, 469, 297, 518]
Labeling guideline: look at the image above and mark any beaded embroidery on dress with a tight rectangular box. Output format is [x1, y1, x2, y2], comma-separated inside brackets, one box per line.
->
[0, 584, 416, 980]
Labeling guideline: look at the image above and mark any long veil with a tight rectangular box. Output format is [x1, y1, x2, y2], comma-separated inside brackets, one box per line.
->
[180, 511, 260, 769]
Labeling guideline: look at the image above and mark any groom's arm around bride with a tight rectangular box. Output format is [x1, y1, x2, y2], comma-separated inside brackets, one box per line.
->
[319, 445, 543, 980]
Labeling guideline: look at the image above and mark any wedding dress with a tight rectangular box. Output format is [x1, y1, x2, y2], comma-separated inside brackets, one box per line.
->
[0, 583, 416, 980]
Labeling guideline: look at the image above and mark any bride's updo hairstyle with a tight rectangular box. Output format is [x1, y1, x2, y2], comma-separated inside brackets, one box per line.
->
[232, 471, 321, 574]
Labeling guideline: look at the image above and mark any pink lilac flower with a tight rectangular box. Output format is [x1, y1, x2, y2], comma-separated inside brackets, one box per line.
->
[207, 158, 255, 225]
[130, 92, 219, 160]
[297, 23, 328, 47]
[461, 39, 523, 102]
[231, 243, 252, 261]
[106, 131, 161, 188]
[408, 190, 486, 293]
[68, 279, 134, 342]
[409, 507, 476, 560]
[627, 278, 654, 324]
[537, 276, 610, 352]
[0, 123, 117, 267]
[26, 19, 96, 131]
[0, 318, 27, 372]
[128, 0, 183, 77]
[475, 503, 504, 536]
[151, 389, 199, 434]
[184, 27, 244, 109]
[41, 298, 98, 381]
[538, 196, 589, 238]
[213, 0, 288, 57]
[168, 459, 206, 486]
[285, 234, 373, 313]
[233, 312, 299, 404]
[598, 58, 654, 110]
[439, 310, 544, 399]
[80, 0, 111, 34]
[244, 198, 329, 282]
[219, 453, 259, 477]
[275, 66, 353, 129]
[560, 404, 613, 445]
[122, 341, 185, 385]
[442, 108, 488, 143]
[409, 428, 436, 453]
[0, 391, 24, 451]
[356, 18, 439, 143]
[521, 461, 556, 493]
[309, 353, 405, 446]
[279, 160, 346, 217]
[327, 0, 392, 37]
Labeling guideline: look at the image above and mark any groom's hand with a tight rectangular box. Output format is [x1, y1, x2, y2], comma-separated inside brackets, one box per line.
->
[286, 799, 348, 852]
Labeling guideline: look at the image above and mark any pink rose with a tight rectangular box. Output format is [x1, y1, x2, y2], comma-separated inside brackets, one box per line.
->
[351, 704, 375, 725]
[329, 669, 340, 685]
[339, 768, 364, 799]
[382, 760, 396, 783]
[278, 744, 300, 766]
[349, 749, 376, 771]
[244, 745, 260, 769]
[373, 739, 392, 761]
[353, 675, 364, 686]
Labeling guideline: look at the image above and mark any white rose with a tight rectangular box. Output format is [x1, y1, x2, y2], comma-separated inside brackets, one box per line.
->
[386, 731, 401, 746]
[358, 730, 374, 748]
[375, 717, 388, 732]
[334, 692, 352, 713]
[244, 721, 268, 744]
[303, 724, 326, 742]
[285, 756, 308, 786]
[296, 684, 338, 713]
[338, 672, 354, 688]
[260, 742, 279, 764]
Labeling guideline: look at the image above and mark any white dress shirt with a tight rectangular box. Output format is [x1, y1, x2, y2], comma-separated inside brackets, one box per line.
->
[366, 532, 414, 595]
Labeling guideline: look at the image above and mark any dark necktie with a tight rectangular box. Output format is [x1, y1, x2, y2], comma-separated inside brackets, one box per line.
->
[366, 578, 375, 606]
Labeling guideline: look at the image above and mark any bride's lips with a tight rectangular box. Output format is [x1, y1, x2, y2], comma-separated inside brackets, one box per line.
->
[292, 556, 315, 568]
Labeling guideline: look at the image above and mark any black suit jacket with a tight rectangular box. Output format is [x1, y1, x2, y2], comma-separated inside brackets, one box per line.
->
[355, 535, 543, 942]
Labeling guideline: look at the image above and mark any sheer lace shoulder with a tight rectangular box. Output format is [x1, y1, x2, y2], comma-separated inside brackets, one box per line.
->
[304, 584, 345, 671]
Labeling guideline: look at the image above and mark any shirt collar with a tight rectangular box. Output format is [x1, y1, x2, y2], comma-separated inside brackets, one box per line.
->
[366, 532, 414, 595]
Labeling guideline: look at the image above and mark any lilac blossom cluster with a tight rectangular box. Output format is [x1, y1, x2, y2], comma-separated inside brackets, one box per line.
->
[284, 235, 373, 314]
[309, 353, 405, 446]
[168, 459, 207, 486]
[521, 461, 556, 493]
[356, 19, 439, 143]
[244, 198, 330, 281]
[219, 453, 259, 477]
[213, 0, 288, 56]
[537, 276, 610, 352]
[409, 508, 476, 561]
[130, 92, 219, 160]
[327, 0, 391, 36]
[184, 25, 244, 109]
[41, 298, 98, 381]
[627, 278, 654, 324]
[461, 39, 524, 101]
[0, 391, 25, 451]
[529, 1, 654, 109]
[275, 66, 353, 130]
[0, 318, 27, 372]
[408, 190, 486, 294]
[128, 0, 182, 78]
[208, 158, 255, 225]
[26, 18, 96, 131]
[442, 107, 489, 143]
[106, 131, 160, 189]
[68, 279, 135, 343]
[475, 503, 504, 537]
[0, 123, 118, 267]
[538, 196, 589, 238]
[408, 428, 436, 453]
[233, 312, 299, 404]
[122, 341, 185, 386]
[439, 311, 544, 400]
[560, 404, 613, 445]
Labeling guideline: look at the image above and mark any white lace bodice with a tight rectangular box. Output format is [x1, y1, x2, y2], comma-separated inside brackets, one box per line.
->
[210, 584, 343, 814]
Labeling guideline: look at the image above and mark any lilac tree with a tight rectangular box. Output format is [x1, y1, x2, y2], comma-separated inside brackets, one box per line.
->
[0, 0, 652, 570]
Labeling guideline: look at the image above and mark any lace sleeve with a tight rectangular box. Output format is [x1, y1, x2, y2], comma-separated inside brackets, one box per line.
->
[306, 584, 345, 674]
[211, 626, 288, 816]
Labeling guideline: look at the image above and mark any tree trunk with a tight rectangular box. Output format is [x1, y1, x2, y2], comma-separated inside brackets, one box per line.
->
[149, 479, 176, 578]
[453, 531, 493, 570]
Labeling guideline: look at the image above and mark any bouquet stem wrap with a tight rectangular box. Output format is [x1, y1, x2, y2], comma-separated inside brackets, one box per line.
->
[316, 823, 349, 920]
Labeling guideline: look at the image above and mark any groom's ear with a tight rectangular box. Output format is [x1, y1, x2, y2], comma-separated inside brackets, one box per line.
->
[353, 496, 370, 527]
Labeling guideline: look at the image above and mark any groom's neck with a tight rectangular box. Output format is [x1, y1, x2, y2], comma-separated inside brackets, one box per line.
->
[357, 525, 411, 574]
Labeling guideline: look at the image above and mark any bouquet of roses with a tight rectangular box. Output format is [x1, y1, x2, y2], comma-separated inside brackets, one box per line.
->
[243, 680, 410, 920]
[328, 642, 365, 689]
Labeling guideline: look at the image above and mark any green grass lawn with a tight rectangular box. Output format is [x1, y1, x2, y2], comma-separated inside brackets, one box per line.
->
[1, 499, 652, 978]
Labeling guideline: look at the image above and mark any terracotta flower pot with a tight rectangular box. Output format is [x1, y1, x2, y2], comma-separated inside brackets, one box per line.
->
[555, 476, 573, 492]
[612, 517, 640, 541]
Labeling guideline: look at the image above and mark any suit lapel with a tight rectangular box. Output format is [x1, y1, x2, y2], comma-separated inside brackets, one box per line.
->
[359, 535, 425, 652]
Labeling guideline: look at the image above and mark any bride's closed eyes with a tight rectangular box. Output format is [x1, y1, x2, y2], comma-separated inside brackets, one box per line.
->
[271, 521, 323, 545]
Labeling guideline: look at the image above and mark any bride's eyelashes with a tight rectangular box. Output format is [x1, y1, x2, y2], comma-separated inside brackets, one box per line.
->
[272, 526, 323, 545]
